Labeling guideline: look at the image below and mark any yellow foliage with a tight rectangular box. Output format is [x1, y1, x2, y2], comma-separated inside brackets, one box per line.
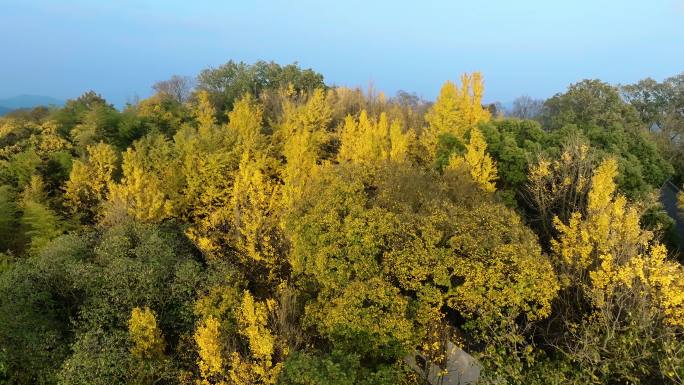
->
[283, 126, 318, 210]
[37, 121, 70, 155]
[387, 119, 413, 163]
[107, 156, 175, 223]
[175, 99, 238, 255]
[211, 291, 281, 385]
[445, 202, 559, 322]
[451, 242, 557, 321]
[296, 88, 332, 133]
[552, 158, 684, 327]
[236, 291, 275, 362]
[128, 307, 165, 359]
[582, 158, 650, 258]
[181, 152, 234, 222]
[193, 284, 243, 322]
[194, 316, 224, 379]
[230, 152, 283, 270]
[446, 128, 498, 192]
[423, 72, 491, 155]
[337, 110, 411, 165]
[281, 89, 331, 210]
[587, 158, 618, 215]
[228, 94, 264, 152]
[194, 90, 218, 133]
[529, 158, 551, 180]
[21, 174, 48, 203]
[192, 290, 283, 385]
[178, 123, 283, 273]
[228, 352, 281, 385]
[103, 135, 179, 224]
[136, 93, 185, 133]
[65, 142, 118, 215]
[588, 244, 684, 328]
[551, 212, 594, 280]
[645, 245, 684, 327]
[316, 278, 417, 357]
[526, 143, 593, 238]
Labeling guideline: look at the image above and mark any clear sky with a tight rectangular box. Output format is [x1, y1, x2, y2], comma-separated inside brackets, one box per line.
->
[1, 0, 683, 107]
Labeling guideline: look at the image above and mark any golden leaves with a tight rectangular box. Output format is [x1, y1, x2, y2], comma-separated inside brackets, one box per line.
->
[194, 90, 218, 132]
[587, 157, 618, 216]
[552, 158, 684, 327]
[236, 291, 276, 362]
[230, 152, 283, 270]
[446, 127, 498, 192]
[338, 110, 412, 165]
[128, 307, 165, 360]
[228, 94, 264, 152]
[194, 316, 224, 379]
[64, 142, 118, 216]
[423, 72, 491, 157]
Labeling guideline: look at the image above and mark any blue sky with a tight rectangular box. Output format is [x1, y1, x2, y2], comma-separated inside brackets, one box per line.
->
[1, 0, 683, 107]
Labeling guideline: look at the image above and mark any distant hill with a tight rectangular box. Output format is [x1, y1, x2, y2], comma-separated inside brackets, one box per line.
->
[0, 94, 64, 110]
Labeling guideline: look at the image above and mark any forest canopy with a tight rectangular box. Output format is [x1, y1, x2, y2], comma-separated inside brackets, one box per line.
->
[1, 60, 684, 385]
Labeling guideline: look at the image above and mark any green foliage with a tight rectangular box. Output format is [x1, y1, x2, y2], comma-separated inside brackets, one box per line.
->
[20, 199, 63, 252]
[542, 79, 641, 130]
[70, 103, 121, 150]
[310, 278, 416, 359]
[288, 162, 558, 382]
[134, 93, 190, 137]
[479, 116, 673, 201]
[434, 132, 465, 170]
[197, 60, 325, 113]
[52, 91, 111, 133]
[0, 234, 89, 385]
[0, 148, 41, 188]
[479, 118, 544, 187]
[0, 63, 683, 385]
[280, 351, 404, 385]
[57, 330, 135, 385]
[0, 185, 20, 251]
[42, 150, 73, 192]
[0, 222, 203, 385]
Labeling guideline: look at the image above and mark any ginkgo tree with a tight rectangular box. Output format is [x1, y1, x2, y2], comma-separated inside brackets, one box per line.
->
[193, 287, 290, 385]
[337, 110, 412, 165]
[446, 127, 498, 192]
[547, 157, 684, 384]
[101, 132, 186, 225]
[64, 142, 119, 221]
[286, 160, 558, 383]
[3, 61, 684, 385]
[281, 88, 331, 211]
[423, 72, 491, 159]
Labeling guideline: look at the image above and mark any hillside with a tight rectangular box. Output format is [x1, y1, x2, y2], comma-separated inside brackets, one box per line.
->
[0, 61, 683, 385]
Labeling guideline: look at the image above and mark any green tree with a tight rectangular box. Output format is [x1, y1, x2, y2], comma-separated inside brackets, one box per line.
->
[0, 185, 20, 252]
[197, 60, 325, 113]
[20, 175, 64, 252]
[542, 79, 641, 130]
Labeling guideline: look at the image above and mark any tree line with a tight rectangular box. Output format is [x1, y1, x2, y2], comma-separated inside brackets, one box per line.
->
[0, 60, 683, 384]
